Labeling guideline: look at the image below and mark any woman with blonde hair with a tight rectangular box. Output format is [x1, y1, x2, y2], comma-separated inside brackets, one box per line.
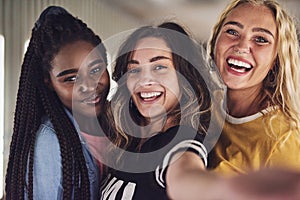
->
[206, 0, 300, 181]
[150, 0, 300, 199]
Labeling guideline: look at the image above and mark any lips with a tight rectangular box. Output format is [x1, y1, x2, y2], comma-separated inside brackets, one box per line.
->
[81, 94, 101, 104]
[227, 58, 253, 73]
[138, 91, 163, 102]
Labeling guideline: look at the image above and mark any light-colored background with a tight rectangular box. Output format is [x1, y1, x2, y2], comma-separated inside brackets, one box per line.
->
[0, 0, 299, 198]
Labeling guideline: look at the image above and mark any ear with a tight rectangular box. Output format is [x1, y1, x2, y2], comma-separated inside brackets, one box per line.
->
[44, 78, 54, 90]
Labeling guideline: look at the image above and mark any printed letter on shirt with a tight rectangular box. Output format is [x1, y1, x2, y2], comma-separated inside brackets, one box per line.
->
[101, 177, 136, 200]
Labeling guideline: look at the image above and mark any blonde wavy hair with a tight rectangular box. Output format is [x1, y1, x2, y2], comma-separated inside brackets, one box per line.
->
[207, 0, 300, 128]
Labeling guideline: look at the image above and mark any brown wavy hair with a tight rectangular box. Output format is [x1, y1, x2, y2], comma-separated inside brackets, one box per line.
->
[109, 22, 211, 159]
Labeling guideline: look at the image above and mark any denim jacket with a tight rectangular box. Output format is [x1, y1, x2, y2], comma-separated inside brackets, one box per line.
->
[25, 109, 100, 200]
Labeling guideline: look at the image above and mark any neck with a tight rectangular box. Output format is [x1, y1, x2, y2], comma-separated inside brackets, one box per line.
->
[140, 115, 176, 139]
[75, 114, 106, 136]
[136, 114, 178, 151]
[226, 85, 266, 118]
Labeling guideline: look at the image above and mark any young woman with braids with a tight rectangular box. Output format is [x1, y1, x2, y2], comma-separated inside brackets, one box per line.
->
[5, 6, 110, 199]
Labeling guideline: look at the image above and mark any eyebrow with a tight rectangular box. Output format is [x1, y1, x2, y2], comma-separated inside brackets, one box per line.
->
[150, 56, 170, 62]
[56, 59, 104, 77]
[224, 21, 274, 38]
[56, 69, 78, 77]
[128, 56, 171, 65]
[87, 59, 104, 68]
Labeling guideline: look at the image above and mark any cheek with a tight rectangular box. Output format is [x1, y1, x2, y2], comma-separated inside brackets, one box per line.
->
[215, 40, 239, 73]
[99, 71, 110, 85]
[57, 90, 73, 104]
[164, 78, 180, 98]
[214, 52, 222, 70]
[253, 48, 276, 70]
[215, 34, 232, 53]
[251, 52, 276, 84]
[51, 83, 73, 102]
[214, 42, 225, 68]
[126, 78, 135, 95]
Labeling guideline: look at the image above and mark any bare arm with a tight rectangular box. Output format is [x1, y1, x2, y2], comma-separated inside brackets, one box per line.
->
[165, 152, 300, 200]
[166, 151, 223, 200]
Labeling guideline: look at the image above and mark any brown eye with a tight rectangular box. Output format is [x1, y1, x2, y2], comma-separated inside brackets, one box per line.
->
[64, 75, 78, 82]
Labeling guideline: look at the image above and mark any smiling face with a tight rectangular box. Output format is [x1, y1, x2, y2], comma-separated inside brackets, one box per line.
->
[126, 37, 181, 120]
[214, 3, 277, 91]
[49, 40, 109, 117]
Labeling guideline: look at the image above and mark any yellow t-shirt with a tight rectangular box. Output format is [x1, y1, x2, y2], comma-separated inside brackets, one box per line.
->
[209, 108, 300, 177]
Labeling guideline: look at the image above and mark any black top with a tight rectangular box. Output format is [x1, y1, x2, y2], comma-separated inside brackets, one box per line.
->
[100, 125, 207, 200]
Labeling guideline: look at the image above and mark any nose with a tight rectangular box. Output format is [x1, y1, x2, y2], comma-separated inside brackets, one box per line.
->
[233, 37, 250, 54]
[78, 77, 97, 93]
[136, 67, 156, 87]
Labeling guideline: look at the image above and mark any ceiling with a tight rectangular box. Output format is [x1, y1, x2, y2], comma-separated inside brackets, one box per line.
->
[102, 0, 300, 41]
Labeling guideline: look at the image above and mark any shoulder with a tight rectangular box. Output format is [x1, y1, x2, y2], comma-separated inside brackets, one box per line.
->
[267, 128, 300, 169]
[35, 116, 61, 160]
[38, 115, 55, 133]
[164, 125, 205, 143]
[31, 117, 63, 199]
[155, 126, 207, 188]
[264, 109, 297, 136]
[142, 125, 204, 152]
[36, 116, 58, 143]
[163, 125, 207, 162]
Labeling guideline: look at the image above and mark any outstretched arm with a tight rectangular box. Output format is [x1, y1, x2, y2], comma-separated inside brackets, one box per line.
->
[166, 151, 300, 200]
[166, 151, 223, 200]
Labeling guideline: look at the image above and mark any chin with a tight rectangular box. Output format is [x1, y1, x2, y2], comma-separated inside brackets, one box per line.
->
[141, 110, 166, 120]
[75, 108, 101, 118]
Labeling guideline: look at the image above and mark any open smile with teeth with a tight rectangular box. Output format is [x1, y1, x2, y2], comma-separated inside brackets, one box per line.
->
[227, 58, 253, 73]
[139, 91, 162, 102]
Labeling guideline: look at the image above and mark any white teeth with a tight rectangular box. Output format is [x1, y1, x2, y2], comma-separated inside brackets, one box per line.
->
[140, 92, 162, 98]
[228, 58, 251, 69]
[231, 68, 246, 73]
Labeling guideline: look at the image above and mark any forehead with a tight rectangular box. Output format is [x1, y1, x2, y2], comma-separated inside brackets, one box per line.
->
[224, 3, 277, 34]
[131, 37, 172, 58]
[51, 41, 103, 71]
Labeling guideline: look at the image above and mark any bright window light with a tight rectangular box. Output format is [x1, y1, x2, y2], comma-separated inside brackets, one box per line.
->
[24, 39, 29, 54]
[0, 34, 5, 199]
